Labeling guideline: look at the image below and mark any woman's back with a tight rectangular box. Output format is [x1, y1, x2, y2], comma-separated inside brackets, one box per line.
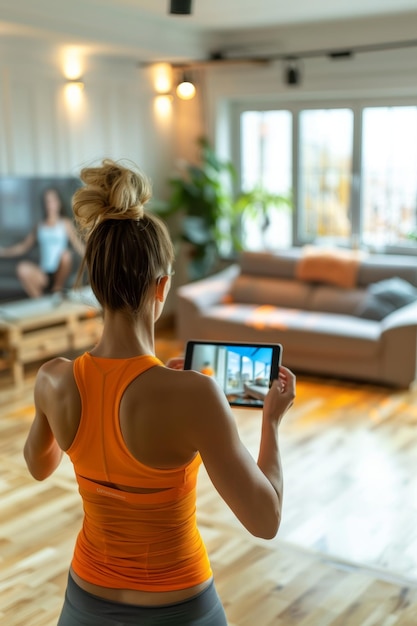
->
[67, 352, 211, 593]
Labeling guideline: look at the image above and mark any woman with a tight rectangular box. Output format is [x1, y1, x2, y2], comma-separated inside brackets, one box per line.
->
[23, 159, 296, 626]
[0, 187, 85, 297]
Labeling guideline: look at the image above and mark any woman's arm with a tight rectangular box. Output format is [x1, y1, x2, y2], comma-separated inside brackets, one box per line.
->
[64, 218, 85, 257]
[184, 366, 295, 539]
[23, 366, 63, 480]
[0, 231, 36, 258]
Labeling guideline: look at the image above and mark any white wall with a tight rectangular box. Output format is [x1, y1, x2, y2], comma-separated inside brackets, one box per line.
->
[0, 39, 183, 202]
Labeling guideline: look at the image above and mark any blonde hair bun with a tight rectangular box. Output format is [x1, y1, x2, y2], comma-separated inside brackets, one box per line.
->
[73, 159, 152, 236]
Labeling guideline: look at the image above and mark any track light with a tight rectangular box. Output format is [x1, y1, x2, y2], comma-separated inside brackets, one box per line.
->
[169, 0, 193, 14]
[176, 73, 196, 100]
[328, 50, 353, 59]
[284, 58, 301, 86]
[286, 66, 299, 85]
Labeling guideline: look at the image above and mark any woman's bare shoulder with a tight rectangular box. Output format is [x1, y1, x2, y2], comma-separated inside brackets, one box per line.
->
[156, 366, 230, 417]
[37, 356, 72, 373]
[160, 366, 220, 392]
[136, 365, 223, 409]
[35, 357, 75, 392]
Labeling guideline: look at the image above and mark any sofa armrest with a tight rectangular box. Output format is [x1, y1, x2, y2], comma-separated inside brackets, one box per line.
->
[381, 301, 417, 333]
[175, 264, 240, 341]
[177, 264, 240, 310]
[380, 301, 417, 387]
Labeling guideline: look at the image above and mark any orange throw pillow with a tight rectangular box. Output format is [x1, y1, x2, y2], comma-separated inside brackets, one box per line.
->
[295, 246, 366, 288]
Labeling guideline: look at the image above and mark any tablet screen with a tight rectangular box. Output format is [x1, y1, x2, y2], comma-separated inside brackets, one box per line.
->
[184, 340, 282, 408]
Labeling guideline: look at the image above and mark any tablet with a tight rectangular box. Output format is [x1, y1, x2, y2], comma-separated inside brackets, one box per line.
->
[184, 340, 282, 408]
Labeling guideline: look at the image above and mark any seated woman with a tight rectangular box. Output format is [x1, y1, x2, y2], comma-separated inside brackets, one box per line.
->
[0, 187, 85, 298]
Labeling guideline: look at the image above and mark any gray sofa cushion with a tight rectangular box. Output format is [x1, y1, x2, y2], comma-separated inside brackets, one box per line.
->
[231, 274, 370, 316]
[309, 286, 367, 315]
[239, 250, 299, 279]
[358, 255, 417, 287]
[356, 277, 417, 320]
[200, 304, 380, 358]
[230, 275, 312, 309]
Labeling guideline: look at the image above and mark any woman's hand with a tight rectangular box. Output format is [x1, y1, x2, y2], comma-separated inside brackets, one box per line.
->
[165, 356, 184, 370]
[263, 366, 296, 425]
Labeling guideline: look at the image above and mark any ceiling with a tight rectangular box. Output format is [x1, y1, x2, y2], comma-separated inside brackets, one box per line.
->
[120, 0, 417, 29]
[1, 0, 416, 63]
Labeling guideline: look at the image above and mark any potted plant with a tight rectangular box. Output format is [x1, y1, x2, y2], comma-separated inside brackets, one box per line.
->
[152, 137, 238, 279]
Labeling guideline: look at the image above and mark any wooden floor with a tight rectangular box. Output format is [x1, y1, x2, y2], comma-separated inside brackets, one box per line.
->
[1, 334, 417, 625]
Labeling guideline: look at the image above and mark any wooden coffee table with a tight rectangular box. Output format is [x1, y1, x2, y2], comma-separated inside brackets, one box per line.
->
[0, 289, 102, 387]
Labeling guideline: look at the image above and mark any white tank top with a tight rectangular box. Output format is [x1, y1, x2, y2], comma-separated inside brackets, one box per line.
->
[37, 221, 69, 273]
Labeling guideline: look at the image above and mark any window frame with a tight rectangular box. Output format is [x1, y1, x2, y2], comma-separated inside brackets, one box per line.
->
[231, 96, 417, 256]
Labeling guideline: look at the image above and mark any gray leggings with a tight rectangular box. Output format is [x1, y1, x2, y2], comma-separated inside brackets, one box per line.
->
[57, 573, 228, 626]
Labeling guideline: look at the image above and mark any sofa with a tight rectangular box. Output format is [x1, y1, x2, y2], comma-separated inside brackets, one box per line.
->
[176, 247, 417, 388]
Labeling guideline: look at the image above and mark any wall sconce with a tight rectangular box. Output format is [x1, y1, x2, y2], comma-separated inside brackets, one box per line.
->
[64, 78, 85, 107]
[152, 62, 173, 94]
[284, 58, 301, 86]
[154, 93, 174, 117]
[176, 73, 196, 100]
[151, 62, 174, 117]
[62, 48, 84, 81]
[66, 78, 84, 89]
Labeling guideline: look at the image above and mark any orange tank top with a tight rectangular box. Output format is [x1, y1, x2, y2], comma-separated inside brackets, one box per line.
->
[67, 352, 212, 591]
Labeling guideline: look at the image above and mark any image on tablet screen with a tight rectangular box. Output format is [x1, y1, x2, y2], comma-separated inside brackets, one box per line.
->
[189, 343, 276, 408]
